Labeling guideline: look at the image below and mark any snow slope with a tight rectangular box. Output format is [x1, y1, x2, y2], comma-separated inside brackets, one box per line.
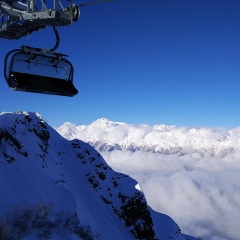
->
[0, 112, 196, 239]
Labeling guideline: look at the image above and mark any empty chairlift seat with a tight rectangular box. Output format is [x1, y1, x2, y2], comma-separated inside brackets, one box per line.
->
[4, 50, 78, 96]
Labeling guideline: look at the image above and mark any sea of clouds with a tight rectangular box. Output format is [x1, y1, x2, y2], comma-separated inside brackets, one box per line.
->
[101, 150, 240, 240]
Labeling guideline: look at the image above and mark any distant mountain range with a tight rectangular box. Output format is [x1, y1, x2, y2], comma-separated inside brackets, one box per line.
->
[0, 112, 196, 239]
[57, 118, 240, 157]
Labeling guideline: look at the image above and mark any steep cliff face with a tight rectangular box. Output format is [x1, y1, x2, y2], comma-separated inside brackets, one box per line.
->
[70, 138, 157, 239]
[0, 112, 196, 239]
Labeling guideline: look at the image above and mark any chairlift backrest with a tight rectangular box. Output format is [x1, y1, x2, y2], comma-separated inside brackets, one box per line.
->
[10, 52, 73, 81]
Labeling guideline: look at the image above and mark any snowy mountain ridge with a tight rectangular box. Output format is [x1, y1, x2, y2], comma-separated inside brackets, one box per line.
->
[57, 118, 240, 157]
[0, 112, 196, 239]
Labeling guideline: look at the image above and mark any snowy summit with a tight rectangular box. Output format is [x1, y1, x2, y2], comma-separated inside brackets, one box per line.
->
[57, 118, 240, 157]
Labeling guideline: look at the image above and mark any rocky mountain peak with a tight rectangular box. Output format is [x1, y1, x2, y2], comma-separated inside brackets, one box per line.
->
[0, 112, 196, 239]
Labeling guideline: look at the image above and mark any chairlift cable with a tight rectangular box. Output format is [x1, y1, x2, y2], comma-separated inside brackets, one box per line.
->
[77, 0, 112, 7]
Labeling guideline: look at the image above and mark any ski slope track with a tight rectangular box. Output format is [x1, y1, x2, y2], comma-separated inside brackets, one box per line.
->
[0, 112, 196, 240]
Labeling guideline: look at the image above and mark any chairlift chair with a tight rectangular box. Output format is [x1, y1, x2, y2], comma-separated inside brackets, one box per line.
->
[4, 26, 78, 97]
[4, 48, 78, 96]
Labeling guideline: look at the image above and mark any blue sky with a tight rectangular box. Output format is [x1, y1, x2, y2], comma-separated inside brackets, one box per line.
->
[1, 0, 240, 129]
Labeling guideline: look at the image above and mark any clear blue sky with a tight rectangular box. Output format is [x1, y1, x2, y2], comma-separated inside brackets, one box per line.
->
[1, 0, 240, 129]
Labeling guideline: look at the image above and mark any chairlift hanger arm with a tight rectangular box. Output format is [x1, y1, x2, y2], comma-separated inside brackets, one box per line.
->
[0, 0, 79, 40]
[0, 0, 113, 40]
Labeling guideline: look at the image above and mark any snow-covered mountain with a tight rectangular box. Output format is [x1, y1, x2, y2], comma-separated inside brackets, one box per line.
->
[0, 112, 196, 240]
[56, 118, 240, 240]
[57, 118, 240, 157]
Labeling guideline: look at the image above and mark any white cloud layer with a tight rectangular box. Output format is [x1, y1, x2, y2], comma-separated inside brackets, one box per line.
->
[101, 150, 240, 240]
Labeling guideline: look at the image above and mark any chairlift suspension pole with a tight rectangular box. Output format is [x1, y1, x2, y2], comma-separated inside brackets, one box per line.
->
[50, 26, 60, 52]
